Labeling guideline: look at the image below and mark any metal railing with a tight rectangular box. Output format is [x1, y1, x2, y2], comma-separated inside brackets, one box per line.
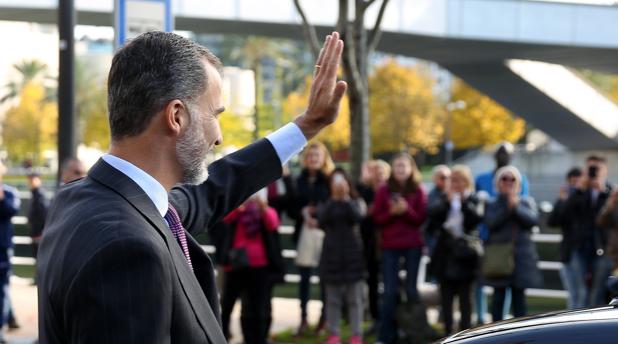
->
[11, 220, 569, 298]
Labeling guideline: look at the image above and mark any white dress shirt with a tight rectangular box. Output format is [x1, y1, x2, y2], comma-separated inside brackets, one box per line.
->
[102, 122, 307, 217]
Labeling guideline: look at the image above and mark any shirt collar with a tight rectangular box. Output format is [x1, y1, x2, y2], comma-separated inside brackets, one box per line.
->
[102, 154, 168, 217]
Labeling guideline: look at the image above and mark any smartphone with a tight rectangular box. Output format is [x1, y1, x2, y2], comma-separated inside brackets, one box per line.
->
[332, 173, 346, 185]
[589, 165, 599, 179]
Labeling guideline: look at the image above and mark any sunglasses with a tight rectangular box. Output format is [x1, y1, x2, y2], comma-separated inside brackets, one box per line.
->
[500, 176, 516, 183]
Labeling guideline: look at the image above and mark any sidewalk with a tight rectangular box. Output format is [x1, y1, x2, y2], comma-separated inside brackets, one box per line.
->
[5, 277, 325, 344]
[4, 277, 37, 344]
[7, 278, 447, 344]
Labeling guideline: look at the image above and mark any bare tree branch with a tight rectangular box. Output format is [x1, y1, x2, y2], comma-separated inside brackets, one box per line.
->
[342, 23, 365, 96]
[293, 0, 321, 59]
[368, 0, 389, 53]
[362, 0, 377, 11]
[335, 0, 348, 36]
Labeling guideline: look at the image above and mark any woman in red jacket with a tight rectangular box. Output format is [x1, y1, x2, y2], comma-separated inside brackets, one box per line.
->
[373, 153, 427, 344]
[220, 189, 281, 344]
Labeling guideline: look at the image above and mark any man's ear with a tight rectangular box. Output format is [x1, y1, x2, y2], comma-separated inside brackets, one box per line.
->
[164, 99, 188, 136]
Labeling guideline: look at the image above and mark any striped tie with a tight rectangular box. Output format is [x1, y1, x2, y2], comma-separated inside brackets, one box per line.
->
[164, 203, 193, 270]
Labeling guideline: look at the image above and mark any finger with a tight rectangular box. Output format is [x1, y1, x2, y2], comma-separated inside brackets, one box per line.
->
[333, 80, 347, 104]
[314, 48, 325, 77]
[323, 39, 344, 83]
[315, 35, 331, 68]
[319, 32, 340, 79]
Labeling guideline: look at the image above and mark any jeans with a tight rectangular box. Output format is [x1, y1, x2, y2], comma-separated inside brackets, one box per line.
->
[475, 283, 511, 324]
[492, 287, 526, 321]
[570, 250, 612, 307]
[560, 263, 578, 309]
[378, 248, 422, 344]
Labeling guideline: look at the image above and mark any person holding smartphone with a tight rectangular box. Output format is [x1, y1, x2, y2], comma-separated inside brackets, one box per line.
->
[563, 155, 613, 307]
[372, 153, 427, 344]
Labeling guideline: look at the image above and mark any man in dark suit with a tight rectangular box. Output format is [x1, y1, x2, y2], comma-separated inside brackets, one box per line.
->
[37, 31, 346, 344]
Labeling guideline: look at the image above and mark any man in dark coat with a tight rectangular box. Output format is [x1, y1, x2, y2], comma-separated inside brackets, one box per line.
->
[561, 155, 613, 307]
[37, 31, 347, 344]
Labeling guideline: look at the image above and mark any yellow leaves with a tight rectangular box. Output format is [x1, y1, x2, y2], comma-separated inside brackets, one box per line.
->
[369, 59, 445, 154]
[450, 79, 525, 149]
[2, 82, 57, 164]
[218, 109, 254, 148]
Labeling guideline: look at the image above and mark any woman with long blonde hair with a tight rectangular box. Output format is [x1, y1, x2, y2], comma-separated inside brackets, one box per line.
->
[290, 141, 334, 335]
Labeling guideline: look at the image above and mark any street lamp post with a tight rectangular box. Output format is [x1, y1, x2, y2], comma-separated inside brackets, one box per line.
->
[445, 100, 466, 166]
[58, 0, 76, 184]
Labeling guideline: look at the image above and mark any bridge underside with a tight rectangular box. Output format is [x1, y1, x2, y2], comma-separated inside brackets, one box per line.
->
[2, 7, 618, 149]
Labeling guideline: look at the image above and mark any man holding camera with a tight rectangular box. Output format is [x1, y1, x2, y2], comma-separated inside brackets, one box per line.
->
[562, 155, 613, 307]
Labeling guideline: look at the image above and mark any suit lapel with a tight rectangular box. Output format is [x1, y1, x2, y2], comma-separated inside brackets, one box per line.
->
[88, 159, 225, 343]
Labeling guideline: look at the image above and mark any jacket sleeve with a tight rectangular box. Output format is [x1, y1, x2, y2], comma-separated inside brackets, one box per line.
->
[484, 198, 511, 233]
[513, 197, 539, 229]
[347, 199, 365, 224]
[317, 202, 332, 229]
[462, 196, 484, 232]
[0, 189, 19, 219]
[401, 188, 427, 227]
[427, 193, 449, 219]
[29, 187, 49, 236]
[372, 188, 394, 226]
[597, 201, 617, 228]
[169, 139, 282, 235]
[547, 199, 566, 228]
[64, 238, 174, 344]
[262, 207, 280, 232]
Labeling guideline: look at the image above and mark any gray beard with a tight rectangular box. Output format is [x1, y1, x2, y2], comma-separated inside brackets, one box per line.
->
[176, 118, 209, 185]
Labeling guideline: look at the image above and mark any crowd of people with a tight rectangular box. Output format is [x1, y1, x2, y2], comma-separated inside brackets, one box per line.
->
[213, 140, 618, 344]
[3, 144, 616, 344]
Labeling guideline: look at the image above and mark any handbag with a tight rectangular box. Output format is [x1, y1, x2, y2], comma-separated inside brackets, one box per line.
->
[481, 241, 514, 279]
[294, 224, 325, 267]
[452, 234, 483, 260]
[227, 247, 249, 270]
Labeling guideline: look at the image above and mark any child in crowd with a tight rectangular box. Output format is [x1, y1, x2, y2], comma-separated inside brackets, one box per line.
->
[318, 168, 367, 344]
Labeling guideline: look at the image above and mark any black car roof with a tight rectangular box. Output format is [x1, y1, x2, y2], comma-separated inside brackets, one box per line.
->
[441, 306, 618, 343]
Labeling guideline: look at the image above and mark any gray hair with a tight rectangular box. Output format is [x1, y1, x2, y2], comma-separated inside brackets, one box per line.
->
[107, 31, 221, 140]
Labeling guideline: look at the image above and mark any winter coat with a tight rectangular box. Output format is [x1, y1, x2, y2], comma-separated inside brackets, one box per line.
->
[428, 193, 483, 282]
[596, 201, 618, 271]
[317, 198, 367, 284]
[373, 185, 427, 250]
[561, 186, 612, 261]
[483, 195, 542, 289]
[289, 169, 330, 244]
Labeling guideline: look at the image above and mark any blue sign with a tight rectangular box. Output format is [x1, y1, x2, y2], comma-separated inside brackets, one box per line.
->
[115, 0, 173, 48]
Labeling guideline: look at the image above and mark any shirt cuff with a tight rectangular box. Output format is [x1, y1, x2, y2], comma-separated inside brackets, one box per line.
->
[266, 122, 307, 165]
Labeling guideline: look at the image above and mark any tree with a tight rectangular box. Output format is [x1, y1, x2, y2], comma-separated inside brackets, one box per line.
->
[218, 110, 254, 149]
[76, 59, 109, 150]
[2, 82, 57, 164]
[369, 60, 445, 154]
[293, 0, 390, 180]
[1, 59, 54, 105]
[450, 79, 525, 149]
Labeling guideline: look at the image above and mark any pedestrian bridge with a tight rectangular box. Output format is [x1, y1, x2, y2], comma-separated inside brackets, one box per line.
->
[3, 0, 618, 149]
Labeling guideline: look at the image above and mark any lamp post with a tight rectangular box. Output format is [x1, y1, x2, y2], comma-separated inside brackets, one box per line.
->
[445, 100, 466, 166]
[58, 0, 76, 184]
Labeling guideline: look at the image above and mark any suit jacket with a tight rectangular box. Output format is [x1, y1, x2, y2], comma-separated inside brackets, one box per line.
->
[37, 139, 282, 344]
